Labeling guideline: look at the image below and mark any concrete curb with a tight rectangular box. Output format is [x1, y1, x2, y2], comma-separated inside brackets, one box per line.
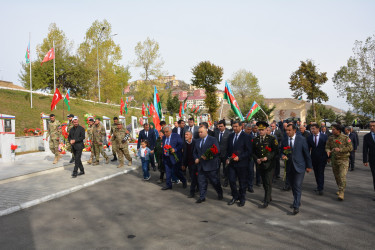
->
[0, 166, 137, 217]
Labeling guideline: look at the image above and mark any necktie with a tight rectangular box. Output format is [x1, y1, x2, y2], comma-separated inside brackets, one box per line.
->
[234, 134, 238, 145]
[145, 131, 148, 137]
[290, 137, 293, 148]
[314, 135, 318, 146]
[219, 132, 223, 142]
[166, 137, 170, 145]
[272, 131, 274, 135]
[372, 133, 375, 142]
[190, 127, 192, 132]
[201, 138, 205, 148]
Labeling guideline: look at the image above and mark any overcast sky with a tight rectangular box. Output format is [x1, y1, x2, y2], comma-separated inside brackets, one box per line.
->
[1, 0, 375, 111]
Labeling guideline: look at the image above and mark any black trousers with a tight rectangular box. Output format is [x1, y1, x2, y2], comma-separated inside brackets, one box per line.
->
[349, 151, 355, 170]
[370, 163, 375, 191]
[198, 168, 223, 200]
[229, 165, 248, 202]
[218, 156, 228, 182]
[288, 166, 305, 209]
[312, 159, 326, 191]
[149, 153, 156, 169]
[274, 152, 281, 177]
[259, 166, 275, 203]
[72, 146, 84, 174]
[188, 164, 199, 195]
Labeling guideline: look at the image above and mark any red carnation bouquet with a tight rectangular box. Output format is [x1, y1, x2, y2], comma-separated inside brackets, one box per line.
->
[164, 144, 179, 162]
[201, 144, 219, 160]
[10, 144, 18, 153]
[229, 152, 238, 163]
[335, 140, 341, 145]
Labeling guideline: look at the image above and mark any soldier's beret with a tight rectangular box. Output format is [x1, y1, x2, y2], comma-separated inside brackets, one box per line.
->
[256, 121, 269, 130]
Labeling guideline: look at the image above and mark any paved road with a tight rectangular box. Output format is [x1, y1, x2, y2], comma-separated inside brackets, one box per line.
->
[1, 134, 374, 249]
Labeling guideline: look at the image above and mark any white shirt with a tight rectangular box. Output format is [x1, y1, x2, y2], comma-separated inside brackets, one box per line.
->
[200, 135, 208, 148]
[189, 126, 194, 133]
[177, 127, 181, 134]
[289, 134, 296, 148]
[233, 131, 242, 145]
[313, 133, 320, 146]
[140, 147, 147, 157]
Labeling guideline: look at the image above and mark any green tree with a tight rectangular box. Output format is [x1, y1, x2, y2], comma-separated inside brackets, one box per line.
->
[332, 35, 375, 118]
[166, 92, 180, 115]
[289, 60, 328, 121]
[227, 69, 264, 114]
[306, 104, 336, 123]
[19, 23, 91, 96]
[133, 37, 164, 81]
[191, 61, 223, 121]
[343, 110, 355, 126]
[77, 19, 130, 102]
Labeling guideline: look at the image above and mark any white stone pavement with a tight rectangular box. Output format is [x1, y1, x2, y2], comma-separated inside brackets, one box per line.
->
[0, 151, 140, 216]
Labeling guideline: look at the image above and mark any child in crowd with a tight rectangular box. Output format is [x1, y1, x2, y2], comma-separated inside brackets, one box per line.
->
[137, 140, 152, 180]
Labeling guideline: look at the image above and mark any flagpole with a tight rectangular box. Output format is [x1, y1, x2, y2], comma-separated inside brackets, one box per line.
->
[29, 32, 33, 109]
[53, 40, 56, 93]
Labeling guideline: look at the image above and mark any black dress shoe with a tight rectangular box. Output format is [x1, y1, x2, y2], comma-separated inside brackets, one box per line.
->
[282, 186, 291, 191]
[78, 172, 85, 176]
[161, 186, 172, 190]
[276, 175, 281, 179]
[69, 158, 75, 164]
[183, 182, 187, 189]
[187, 194, 195, 198]
[318, 190, 323, 195]
[239, 201, 245, 207]
[293, 208, 299, 215]
[256, 183, 261, 187]
[262, 202, 269, 208]
[71, 174, 77, 178]
[111, 158, 117, 162]
[227, 198, 237, 205]
[248, 187, 254, 193]
[218, 193, 223, 200]
[196, 198, 206, 203]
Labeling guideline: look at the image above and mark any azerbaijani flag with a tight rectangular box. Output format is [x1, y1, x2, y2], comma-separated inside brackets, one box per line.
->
[194, 105, 200, 113]
[120, 98, 125, 115]
[149, 103, 161, 131]
[179, 102, 182, 117]
[125, 97, 129, 114]
[63, 89, 71, 111]
[142, 102, 146, 116]
[183, 102, 187, 114]
[154, 86, 162, 119]
[246, 101, 260, 121]
[224, 81, 244, 120]
[191, 104, 196, 112]
[25, 43, 30, 64]
[147, 103, 150, 116]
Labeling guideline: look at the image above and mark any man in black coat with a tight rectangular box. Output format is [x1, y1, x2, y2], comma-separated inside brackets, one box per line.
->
[307, 124, 328, 195]
[226, 121, 252, 207]
[320, 126, 331, 137]
[345, 126, 358, 171]
[270, 122, 283, 179]
[137, 123, 156, 171]
[215, 120, 231, 186]
[363, 121, 375, 201]
[182, 131, 198, 198]
[68, 117, 86, 178]
[185, 117, 199, 139]
[200, 122, 215, 137]
[193, 127, 223, 203]
[172, 120, 186, 139]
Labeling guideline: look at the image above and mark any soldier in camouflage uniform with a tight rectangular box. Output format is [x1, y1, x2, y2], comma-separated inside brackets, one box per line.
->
[92, 118, 109, 165]
[325, 124, 353, 201]
[47, 114, 62, 164]
[110, 117, 119, 162]
[113, 122, 132, 168]
[87, 118, 95, 164]
[66, 114, 75, 164]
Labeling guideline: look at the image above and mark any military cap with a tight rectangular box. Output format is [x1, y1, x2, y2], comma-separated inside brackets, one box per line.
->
[67, 114, 74, 118]
[113, 117, 119, 120]
[50, 114, 55, 117]
[256, 121, 269, 130]
[89, 118, 94, 122]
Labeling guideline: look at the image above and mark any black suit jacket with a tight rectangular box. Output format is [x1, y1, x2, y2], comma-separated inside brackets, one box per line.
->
[185, 125, 199, 139]
[307, 133, 328, 163]
[183, 139, 196, 167]
[363, 132, 375, 164]
[137, 129, 156, 150]
[281, 135, 312, 173]
[68, 125, 86, 150]
[226, 132, 252, 168]
[347, 133, 358, 151]
[172, 127, 185, 140]
[193, 135, 220, 172]
[215, 129, 231, 158]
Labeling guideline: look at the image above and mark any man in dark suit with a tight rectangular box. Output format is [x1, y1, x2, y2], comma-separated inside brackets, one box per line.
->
[200, 122, 215, 137]
[345, 126, 358, 171]
[299, 125, 310, 139]
[161, 126, 187, 190]
[252, 121, 279, 208]
[282, 124, 312, 215]
[172, 120, 185, 139]
[185, 117, 199, 139]
[226, 121, 252, 207]
[137, 123, 156, 171]
[193, 127, 223, 203]
[271, 122, 283, 179]
[215, 120, 231, 186]
[320, 126, 331, 137]
[363, 121, 375, 201]
[182, 131, 198, 198]
[307, 124, 328, 195]
[68, 117, 86, 178]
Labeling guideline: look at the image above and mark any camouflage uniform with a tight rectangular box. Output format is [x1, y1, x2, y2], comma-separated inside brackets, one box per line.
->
[92, 123, 109, 164]
[113, 127, 132, 167]
[110, 123, 118, 158]
[87, 124, 94, 164]
[47, 120, 61, 163]
[66, 121, 74, 156]
[325, 133, 353, 200]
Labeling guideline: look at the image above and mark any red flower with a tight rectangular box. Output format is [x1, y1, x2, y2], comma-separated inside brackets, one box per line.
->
[251, 139, 253, 142]
[164, 145, 172, 150]
[210, 144, 219, 155]
[265, 146, 272, 152]
[108, 135, 111, 139]
[10, 144, 18, 151]
[231, 153, 238, 158]
[283, 146, 291, 150]
[335, 140, 341, 144]
[108, 142, 111, 146]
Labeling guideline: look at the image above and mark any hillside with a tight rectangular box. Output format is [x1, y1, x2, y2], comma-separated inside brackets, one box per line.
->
[0, 88, 140, 136]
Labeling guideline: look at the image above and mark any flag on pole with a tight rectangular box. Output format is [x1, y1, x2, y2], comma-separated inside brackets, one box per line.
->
[63, 89, 71, 111]
[194, 105, 200, 113]
[51, 88, 63, 110]
[179, 102, 182, 117]
[246, 101, 261, 121]
[25, 43, 30, 64]
[41, 47, 55, 66]
[142, 103, 146, 116]
[125, 97, 129, 114]
[191, 104, 196, 112]
[154, 86, 162, 119]
[147, 103, 150, 116]
[224, 81, 244, 120]
[183, 102, 187, 114]
[149, 103, 161, 131]
[120, 98, 124, 115]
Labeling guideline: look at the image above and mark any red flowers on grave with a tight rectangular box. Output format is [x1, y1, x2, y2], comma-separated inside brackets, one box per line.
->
[164, 144, 179, 162]
[265, 146, 272, 152]
[335, 140, 341, 145]
[10, 144, 18, 152]
[202, 144, 219, 160]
